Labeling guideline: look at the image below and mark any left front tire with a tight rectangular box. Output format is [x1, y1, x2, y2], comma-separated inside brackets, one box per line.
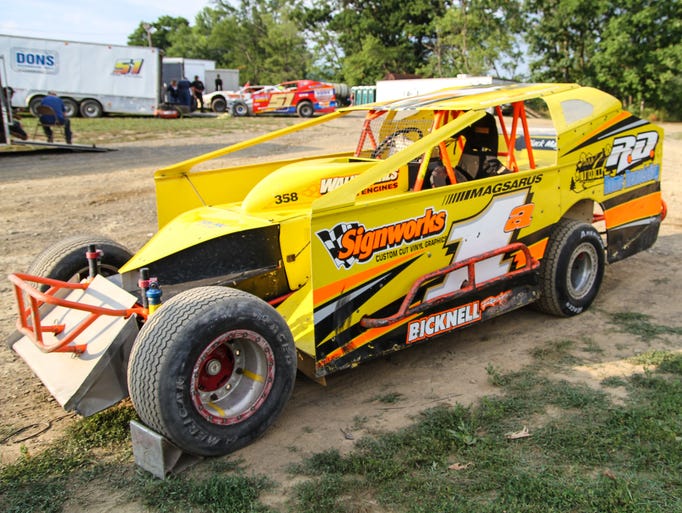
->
[27, 235, 133, 291]
[127, 286, 297, 457]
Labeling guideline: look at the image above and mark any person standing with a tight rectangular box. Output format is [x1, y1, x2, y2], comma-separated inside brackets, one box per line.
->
[166, 80, 180, 104]
[191, 75, 206, 112]
[39, 91, 72, 144]
[214, 74, 223, 91]
[177, 77, 193, 109]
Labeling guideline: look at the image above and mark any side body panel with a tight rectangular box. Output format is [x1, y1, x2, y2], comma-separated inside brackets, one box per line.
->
[309, 168, 555, 376]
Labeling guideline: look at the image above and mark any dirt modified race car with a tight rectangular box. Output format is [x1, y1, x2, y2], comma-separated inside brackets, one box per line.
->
[205, 80, 337, 117]
[8, 83, 664, 460]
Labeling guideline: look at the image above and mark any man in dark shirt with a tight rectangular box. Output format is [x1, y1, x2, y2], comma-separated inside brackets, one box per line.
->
[177, 77, 192, 108]
[166, 80, 180, 104]
[191, 75, 206, 112]
[40, 91, 72, 144]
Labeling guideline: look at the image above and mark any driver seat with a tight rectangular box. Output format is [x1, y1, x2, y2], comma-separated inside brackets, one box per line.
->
[456, 113, 509, 180]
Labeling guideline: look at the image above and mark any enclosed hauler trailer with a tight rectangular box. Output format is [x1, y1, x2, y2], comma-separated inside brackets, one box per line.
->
[0, 34, 162, 118]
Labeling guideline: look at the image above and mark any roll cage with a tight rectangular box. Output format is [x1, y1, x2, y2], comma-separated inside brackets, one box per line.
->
[355, 101, 538, 192]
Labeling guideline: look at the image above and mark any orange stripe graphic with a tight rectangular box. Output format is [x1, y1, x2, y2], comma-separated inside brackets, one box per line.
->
[313, 252, 418, 306]
[605, 192, 662, 229]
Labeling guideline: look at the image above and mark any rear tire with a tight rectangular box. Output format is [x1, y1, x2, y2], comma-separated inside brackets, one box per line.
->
[127, 286, 297, 457]
[211, 97, 227, 113]
[535, 219, 604, 317]
[80, 99, 103, 118]
[296, 100, 314, 118]
[27, 235, 133, 291]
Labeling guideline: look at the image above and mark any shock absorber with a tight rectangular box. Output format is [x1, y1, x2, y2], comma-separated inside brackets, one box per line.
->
[146, 278, 162, 315]
[86, 244, 103, 280]
[138, 268, 150, 309]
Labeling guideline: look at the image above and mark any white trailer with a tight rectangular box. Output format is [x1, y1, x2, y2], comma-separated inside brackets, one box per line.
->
[204, 69, 239, 93]
[0, 34, 162, 118]
[162, 57, 215, 86]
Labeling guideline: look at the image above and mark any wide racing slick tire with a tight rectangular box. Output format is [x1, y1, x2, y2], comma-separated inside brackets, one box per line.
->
[535, 219, 605, 317]
[27, 235, 134, 292]
[232, 101, 249, 117]
[296, 100, 314, 118]
[211, 97, 227, 113]
[127, 286, 297, 457]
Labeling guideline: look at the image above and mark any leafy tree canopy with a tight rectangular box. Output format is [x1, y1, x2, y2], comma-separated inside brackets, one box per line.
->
[127, 0, 682, 118]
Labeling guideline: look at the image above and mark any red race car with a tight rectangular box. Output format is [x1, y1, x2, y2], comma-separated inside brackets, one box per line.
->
[242, 80, 337, 117]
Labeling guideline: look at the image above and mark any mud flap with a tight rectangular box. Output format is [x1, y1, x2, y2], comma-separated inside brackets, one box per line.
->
[10, 275, 139, 416]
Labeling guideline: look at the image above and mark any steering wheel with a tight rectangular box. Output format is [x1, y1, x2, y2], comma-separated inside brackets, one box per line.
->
[371, 127, 424, 159]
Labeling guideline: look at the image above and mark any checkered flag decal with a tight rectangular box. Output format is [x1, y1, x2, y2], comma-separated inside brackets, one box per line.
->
[316, 222, 359, 269]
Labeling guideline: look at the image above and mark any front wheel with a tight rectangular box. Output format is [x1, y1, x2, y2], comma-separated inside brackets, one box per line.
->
[29, 96, 45, 117]
[535, 219, 605, 317]
[127, 286, 297, 457]
[231, 101, 249, 117]
[62, 98, 78, 118]
[27, 235, 133, 291]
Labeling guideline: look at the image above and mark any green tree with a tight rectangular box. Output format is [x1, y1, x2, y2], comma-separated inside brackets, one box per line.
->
[127, 16, 191, 51]
[592, 0, 682, 118]
[206, 0, 311, 83]
[301, 0, 448, 84]
[524, 0, 609, 83]
[419, 0, 525, 79]
[524, 0, 682, 118]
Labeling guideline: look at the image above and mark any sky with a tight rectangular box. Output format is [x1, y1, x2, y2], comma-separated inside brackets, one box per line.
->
[0, 0, 211, 46]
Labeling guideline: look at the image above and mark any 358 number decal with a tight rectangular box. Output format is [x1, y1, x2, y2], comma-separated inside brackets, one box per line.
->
[275, 192, 299, 204]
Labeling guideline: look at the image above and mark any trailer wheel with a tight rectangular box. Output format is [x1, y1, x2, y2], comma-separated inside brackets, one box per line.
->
[29, 96, 45, 117]
[296, 100, 314, 118]
[62, 98, 78, 118]
[127, 286, 296, 457]
[535, 219, 605, 317]
[211, 97, 227, 113]
[27, 235, 133, 292]
[80, 99, 103, 118]
[232, 101, 249, 117]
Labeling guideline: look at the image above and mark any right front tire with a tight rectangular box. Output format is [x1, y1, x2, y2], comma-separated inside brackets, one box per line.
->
[127, 286, 297, 457]
[231, 101, 249, 117]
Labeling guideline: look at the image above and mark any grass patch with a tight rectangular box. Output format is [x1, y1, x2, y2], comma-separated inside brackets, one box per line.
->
[290, 351, 682, 512]
[608, 311, 682, 341]
[2, 327, 680, 512]
[127, 461, 275, 513]
[0, 404, 273, 513]
[7, 114, 295, 146]
[371, 391, 406, 404]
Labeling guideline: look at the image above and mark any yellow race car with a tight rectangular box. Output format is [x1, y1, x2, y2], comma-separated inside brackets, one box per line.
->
[8, 83, 665, 459]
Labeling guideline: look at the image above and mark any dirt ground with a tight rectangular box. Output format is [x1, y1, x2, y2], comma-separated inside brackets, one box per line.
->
[0, 117, 680, 511]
